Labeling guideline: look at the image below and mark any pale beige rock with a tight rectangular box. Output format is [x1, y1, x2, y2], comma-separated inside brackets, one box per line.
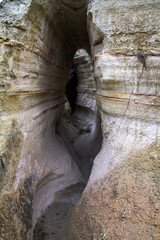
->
[0, 0, 88, 239]
[68, 0, 160, 239]
[0, 0, 160, 239]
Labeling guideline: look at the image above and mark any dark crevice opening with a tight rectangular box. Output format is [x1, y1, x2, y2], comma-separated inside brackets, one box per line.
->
[65, 65, 78, 114]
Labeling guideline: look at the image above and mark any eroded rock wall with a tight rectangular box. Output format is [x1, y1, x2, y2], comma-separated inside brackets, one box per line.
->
[0, 0, 160, 239]
[0, 0, 88, 239]
[68, 1, 160, 239]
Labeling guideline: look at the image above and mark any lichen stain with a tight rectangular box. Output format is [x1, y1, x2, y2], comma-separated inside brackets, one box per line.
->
[0, 119, 23, 192]
[0, 120, 34, 240]
[0, 176, 34, 240]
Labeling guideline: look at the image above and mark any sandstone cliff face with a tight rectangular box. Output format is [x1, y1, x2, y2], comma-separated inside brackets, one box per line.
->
[0, 0, 160, 240]
[0, 0, 88, 239]
[68, 1, 160, 239]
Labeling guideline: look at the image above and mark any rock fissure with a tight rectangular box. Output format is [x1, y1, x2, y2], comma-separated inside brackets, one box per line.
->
[0, 0, 160, 240]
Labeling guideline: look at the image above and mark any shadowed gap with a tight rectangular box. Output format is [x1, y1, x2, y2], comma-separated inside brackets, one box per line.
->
[65, 65, 78, 113]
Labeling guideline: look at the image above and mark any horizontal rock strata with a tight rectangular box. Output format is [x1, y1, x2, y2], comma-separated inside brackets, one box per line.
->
[0, 0, 88, 239]
[68, 0, 160, 239]
[0, 0, 160, 239]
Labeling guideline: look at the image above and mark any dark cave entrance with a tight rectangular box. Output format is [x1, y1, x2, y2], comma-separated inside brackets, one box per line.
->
[65, 65, 78, 114]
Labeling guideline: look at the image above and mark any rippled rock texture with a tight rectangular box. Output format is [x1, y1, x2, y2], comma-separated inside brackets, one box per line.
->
[0, 0, 88, 239]
[0, 0, 160, 239]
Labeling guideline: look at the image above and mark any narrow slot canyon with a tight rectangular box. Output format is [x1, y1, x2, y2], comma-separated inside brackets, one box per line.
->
[33, 49, 102, 239]
[0, 1, 160, 240]
[0, 0, 102, 239]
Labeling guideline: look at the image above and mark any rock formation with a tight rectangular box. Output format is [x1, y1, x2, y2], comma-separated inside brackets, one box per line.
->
[0, 0, 160, 239]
